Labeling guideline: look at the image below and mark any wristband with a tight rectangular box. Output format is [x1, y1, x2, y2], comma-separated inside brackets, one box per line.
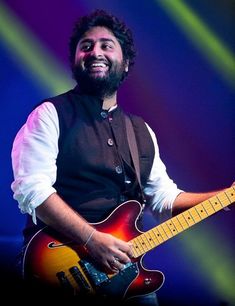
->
[84, 228, 96, 247]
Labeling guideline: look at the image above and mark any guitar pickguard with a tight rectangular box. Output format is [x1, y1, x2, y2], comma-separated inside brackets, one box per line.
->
[83, 260, 139, 300]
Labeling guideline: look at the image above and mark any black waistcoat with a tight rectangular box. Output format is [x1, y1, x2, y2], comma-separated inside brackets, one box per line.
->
[46, 87, 155, 222]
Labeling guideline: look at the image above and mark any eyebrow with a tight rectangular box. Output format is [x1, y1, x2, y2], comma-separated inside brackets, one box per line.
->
[79, 38, 116, 45]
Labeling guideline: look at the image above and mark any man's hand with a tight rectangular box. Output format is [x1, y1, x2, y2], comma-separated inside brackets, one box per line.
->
[84, 230, 133, 273]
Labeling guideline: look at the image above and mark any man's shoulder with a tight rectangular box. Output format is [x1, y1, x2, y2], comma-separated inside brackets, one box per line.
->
[43, 87, 77, 104]
[30, 87, 77, 111]
[125, 112, 146, 126]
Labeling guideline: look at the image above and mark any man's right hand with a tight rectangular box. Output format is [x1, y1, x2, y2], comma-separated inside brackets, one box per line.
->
[84, 230, 133, 273]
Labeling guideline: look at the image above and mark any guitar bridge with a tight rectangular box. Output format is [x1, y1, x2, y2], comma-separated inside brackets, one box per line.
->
[80, 259, 109, 287]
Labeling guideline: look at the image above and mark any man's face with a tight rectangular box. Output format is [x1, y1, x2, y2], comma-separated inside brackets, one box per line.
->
[73, 26, 128, 97]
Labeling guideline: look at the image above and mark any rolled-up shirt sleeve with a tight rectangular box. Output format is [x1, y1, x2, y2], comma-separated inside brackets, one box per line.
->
[144, 124, 184, 221]
[11, 102, 59, 224]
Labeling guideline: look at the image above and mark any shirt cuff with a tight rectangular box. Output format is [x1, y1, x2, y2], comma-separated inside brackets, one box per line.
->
[149, 189, 184, 222]
[17, 187, 56, 224]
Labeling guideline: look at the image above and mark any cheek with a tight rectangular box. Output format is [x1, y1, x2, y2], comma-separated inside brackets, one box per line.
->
[74, 46, 79, 64]
[74, 52, 81, 64]
[74, 48, 85, 66]
[117, 46, 124, 61]
[74, 54, 84, 68]
[116, 51, 124, 64]
[109, 52, 123, 65]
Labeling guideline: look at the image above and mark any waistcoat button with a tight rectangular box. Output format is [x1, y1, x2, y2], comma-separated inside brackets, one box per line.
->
[107, 138, 114, 146]
[115, 165, 123, 174]
[100, 111, 108, 119]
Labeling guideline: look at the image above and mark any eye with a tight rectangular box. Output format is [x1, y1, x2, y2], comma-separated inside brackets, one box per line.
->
[102, 43, 113, 50]
[80, 43, 92, 51]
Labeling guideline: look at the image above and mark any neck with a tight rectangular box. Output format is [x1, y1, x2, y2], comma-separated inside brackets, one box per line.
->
[102, 92, 117, 110]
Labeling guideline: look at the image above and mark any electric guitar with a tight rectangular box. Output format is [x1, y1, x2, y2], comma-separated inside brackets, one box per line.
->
[22, 186, 234, 302]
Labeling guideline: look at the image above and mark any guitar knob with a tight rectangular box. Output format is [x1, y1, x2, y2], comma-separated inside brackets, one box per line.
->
[144, 278, 152, 285]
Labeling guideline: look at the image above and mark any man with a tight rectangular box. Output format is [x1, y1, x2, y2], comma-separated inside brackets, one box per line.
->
[11, 9, 233, 306]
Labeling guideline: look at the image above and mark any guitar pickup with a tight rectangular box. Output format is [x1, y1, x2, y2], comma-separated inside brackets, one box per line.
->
[69, 266, 91, 292]
[56, 271, 74, 293]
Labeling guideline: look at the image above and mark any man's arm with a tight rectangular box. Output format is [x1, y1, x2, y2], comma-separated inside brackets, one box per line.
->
[36, 193, 133, 273]
[12, 102, 132, 273]
[172, 186, 233, 216]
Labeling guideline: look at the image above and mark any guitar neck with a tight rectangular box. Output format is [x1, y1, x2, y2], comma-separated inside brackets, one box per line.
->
[131, 186, 235, 258]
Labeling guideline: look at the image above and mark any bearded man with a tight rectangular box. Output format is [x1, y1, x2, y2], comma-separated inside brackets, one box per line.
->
[11, 9, 233, 306]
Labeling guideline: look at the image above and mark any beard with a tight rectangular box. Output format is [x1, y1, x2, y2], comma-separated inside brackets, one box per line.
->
[72, 60, 127, 99]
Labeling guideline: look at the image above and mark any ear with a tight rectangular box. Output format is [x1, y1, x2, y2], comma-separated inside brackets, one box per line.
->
[124, 60, 129, 72]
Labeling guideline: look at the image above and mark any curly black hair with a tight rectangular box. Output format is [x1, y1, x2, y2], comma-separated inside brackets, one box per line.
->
[69, 9, 136, 73]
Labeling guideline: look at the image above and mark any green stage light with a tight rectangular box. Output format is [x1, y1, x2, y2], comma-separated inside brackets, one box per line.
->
[157, 0, 235, 88]
[0, 2, 74, 94]
[180, 227, 235, 304]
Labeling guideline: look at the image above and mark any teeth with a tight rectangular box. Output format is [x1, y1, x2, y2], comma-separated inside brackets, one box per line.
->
[90, 63, 106, 68]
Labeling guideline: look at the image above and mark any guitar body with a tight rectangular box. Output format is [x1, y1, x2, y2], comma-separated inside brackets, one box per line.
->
[22, 200, 165, 302]
[22, 187, 235, 302]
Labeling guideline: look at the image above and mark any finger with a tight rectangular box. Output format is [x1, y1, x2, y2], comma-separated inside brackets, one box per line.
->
[109, 258, 124, 271]
[114, 250, 131, 264]
[127, 243, 135, 258]
[116, 243, 133, 258]
[116, 243, 134, 261]
[107, 265, 119, 274]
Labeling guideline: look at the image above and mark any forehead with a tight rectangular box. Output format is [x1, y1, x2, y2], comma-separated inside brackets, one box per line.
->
[79, 26, 121, 46]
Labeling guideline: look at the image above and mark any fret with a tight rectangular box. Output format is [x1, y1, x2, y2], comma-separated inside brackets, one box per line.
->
[194, 203, 208, 220]
[133, 233, 155, 256]
[151, 228, 163, 244]
[222, 193, 233, 207]
[131, 243, 139, 258]
[161, 222, 173, 239]
[130, 187, 234, 259]
[132, 236, 145, 257]
[165, 219, 178, 236]
[171, 216, 184, 232]
[225, 187, 235, 203]
[188, 209, 197, 223]
[188, 208, 201, 223]
[181, 211, 195, 226]
[176, 214, 189, 230]
[214, 193, 231, 209]
[136, 235, 148, 253]
[158, 224, 171, 240]
[140, 233, 152, 251]
[201, 200, 216, 215]
[132, 237, 144, 256]
[131, 238, 140, 256]
[144, 230, 158, 249]
[154, 227, 166, 243]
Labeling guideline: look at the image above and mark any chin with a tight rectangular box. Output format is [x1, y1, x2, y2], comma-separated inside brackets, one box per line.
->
[89, 72, 108, 79]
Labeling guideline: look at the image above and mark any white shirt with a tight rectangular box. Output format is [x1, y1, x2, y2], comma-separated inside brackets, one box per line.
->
[11, 102, 183, 224]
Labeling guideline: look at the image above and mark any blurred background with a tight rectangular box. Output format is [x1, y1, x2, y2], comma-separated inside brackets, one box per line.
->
[0, 1, 234, 305]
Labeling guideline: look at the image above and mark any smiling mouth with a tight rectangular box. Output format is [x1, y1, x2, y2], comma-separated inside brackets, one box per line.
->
[85, 61, 110, 73]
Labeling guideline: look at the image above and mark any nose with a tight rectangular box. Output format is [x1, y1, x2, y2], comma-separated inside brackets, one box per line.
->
[89, 44, 103, 58]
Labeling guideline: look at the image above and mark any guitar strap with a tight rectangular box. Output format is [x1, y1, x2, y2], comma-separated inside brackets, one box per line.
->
[125, 115, 146, 211]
